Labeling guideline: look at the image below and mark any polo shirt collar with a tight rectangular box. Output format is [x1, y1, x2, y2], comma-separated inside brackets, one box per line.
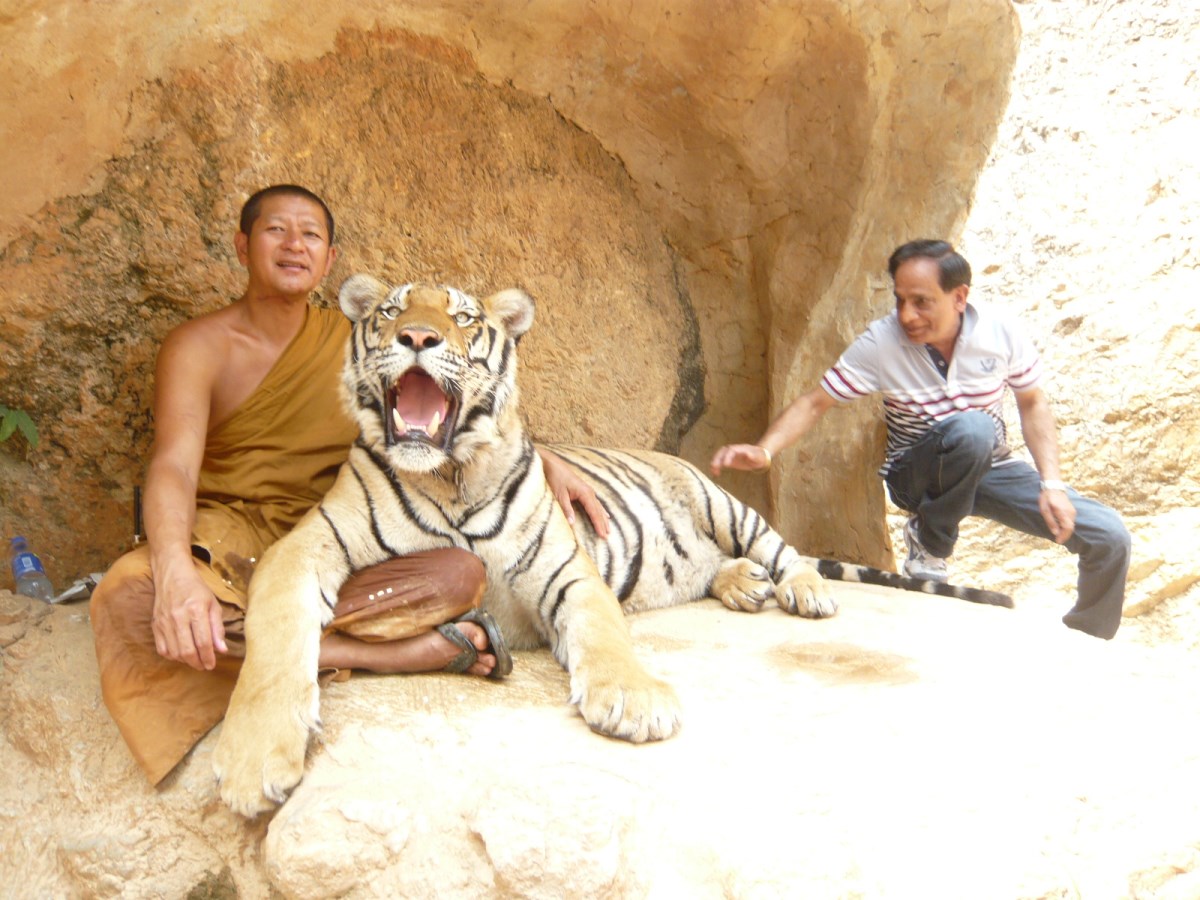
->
[961, 301, 980, 337]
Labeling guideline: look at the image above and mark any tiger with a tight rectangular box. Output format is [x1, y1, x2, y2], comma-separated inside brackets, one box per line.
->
[212, 275, 1011, 817]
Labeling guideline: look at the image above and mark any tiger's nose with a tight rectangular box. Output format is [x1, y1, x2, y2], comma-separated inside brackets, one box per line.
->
[398, 327, 443, 349]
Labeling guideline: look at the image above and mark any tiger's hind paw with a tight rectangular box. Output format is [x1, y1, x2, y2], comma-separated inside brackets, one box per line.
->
[710, 557, 774, 612]
[776, 564, 837, 618]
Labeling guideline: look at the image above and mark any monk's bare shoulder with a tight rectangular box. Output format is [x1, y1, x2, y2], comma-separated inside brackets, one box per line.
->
[156, 305, 256, 389]
[160, 305, 241, 359]
[158, 301, 299, 425]
[153, 307, 244, 423]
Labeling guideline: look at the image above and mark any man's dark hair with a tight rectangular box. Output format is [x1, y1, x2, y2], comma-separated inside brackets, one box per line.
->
[239, 184, 335, 244]
[887, 239, 971, 291]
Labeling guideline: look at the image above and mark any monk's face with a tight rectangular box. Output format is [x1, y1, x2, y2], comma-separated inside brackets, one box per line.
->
[235, 194, 337, 300]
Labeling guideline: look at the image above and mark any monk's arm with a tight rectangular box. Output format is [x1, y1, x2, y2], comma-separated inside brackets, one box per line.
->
[144, 323, 228, 670]
[537, 446, 610, 539]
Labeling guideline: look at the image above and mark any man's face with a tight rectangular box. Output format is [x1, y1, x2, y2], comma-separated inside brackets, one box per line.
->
[234, 194, 337, 299]
[892, 257, 968, 350]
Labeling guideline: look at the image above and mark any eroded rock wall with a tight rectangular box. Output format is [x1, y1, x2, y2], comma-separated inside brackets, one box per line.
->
[0, 29, 693, 574]
[0, 1, 1017, 582]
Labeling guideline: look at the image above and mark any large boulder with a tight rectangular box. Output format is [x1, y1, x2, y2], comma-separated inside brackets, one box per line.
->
[0, 1, 1018, 581]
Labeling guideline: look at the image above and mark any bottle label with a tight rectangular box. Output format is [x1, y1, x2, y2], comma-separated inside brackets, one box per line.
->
[12, 552, 46, 579]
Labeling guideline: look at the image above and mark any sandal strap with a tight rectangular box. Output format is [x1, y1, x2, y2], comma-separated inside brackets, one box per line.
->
[454, 608, 513, 679]
[435, 622, 478, 673]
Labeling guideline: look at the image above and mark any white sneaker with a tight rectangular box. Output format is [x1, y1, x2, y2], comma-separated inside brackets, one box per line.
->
[903, 517, 948, 583]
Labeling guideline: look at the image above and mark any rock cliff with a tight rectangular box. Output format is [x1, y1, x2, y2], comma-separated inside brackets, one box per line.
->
[0, 0, 1017, 575]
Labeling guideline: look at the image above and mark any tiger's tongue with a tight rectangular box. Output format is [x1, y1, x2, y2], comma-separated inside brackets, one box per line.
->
[394, 370, 448, 429]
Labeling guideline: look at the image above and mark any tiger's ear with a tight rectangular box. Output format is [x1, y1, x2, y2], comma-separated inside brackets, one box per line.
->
[485, 288, 535, 339]
[338, 274, 391, 322]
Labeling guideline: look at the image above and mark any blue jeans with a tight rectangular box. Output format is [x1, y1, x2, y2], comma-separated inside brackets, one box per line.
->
[884, 412, 1131, 639]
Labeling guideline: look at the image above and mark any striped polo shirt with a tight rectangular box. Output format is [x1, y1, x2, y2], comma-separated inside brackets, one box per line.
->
[820, 301, 1043, 475]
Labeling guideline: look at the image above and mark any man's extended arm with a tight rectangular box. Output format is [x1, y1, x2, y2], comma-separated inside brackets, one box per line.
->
[710, 386, 839, 475]
[1014, 386, 1076, 544]
[144, 323, 229, 670]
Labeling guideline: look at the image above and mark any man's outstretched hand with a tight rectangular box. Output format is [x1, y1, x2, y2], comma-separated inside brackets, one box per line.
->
[710, 443, 772, 476]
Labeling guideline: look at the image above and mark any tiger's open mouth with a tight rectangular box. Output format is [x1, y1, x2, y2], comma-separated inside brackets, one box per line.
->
[385, 369, 459, 449]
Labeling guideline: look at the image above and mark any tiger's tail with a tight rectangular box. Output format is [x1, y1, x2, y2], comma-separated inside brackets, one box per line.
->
[701, 470, 1013, 609]
[808, 558, 1014, 608]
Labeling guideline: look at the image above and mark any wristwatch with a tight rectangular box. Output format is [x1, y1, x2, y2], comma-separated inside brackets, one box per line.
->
[1039, 479, 1068, 493]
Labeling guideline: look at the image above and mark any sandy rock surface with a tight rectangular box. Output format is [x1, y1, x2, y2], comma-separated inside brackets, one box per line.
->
[3, 588, 1199, 898]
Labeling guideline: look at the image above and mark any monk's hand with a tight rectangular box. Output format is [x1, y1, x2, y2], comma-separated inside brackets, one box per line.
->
[152, 561, 227, 671]
[539, 447, 610, 539]
[710, 443, 772, 476]
[1039, 487, 1076, 545]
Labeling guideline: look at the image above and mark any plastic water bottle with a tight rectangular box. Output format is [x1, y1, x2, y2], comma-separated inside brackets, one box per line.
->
[9, 536, 54, 602]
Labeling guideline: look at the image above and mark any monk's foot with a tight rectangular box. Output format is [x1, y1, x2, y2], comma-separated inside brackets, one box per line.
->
[378, 622, 496, 677]
[319, 622, 500, 677]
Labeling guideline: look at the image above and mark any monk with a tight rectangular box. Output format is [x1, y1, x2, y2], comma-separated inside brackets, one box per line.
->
[91, 184, 608, 784]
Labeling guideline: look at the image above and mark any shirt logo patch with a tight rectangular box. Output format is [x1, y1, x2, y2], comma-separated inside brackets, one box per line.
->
[981, 357, 998, 373]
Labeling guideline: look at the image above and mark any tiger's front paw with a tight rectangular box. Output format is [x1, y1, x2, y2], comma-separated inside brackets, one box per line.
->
[212, 675, 320, 818]
[776, 564, 837, 619]
[569, 664, 682, 743]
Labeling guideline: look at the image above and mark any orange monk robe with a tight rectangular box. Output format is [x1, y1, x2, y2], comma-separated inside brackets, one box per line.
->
[190, 304, 357, 604]
[91, 304, 357, 784]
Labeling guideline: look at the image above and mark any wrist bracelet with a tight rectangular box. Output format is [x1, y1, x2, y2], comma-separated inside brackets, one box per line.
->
[758, 446, 772, 469]
[1039, 479, 1068, 492]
